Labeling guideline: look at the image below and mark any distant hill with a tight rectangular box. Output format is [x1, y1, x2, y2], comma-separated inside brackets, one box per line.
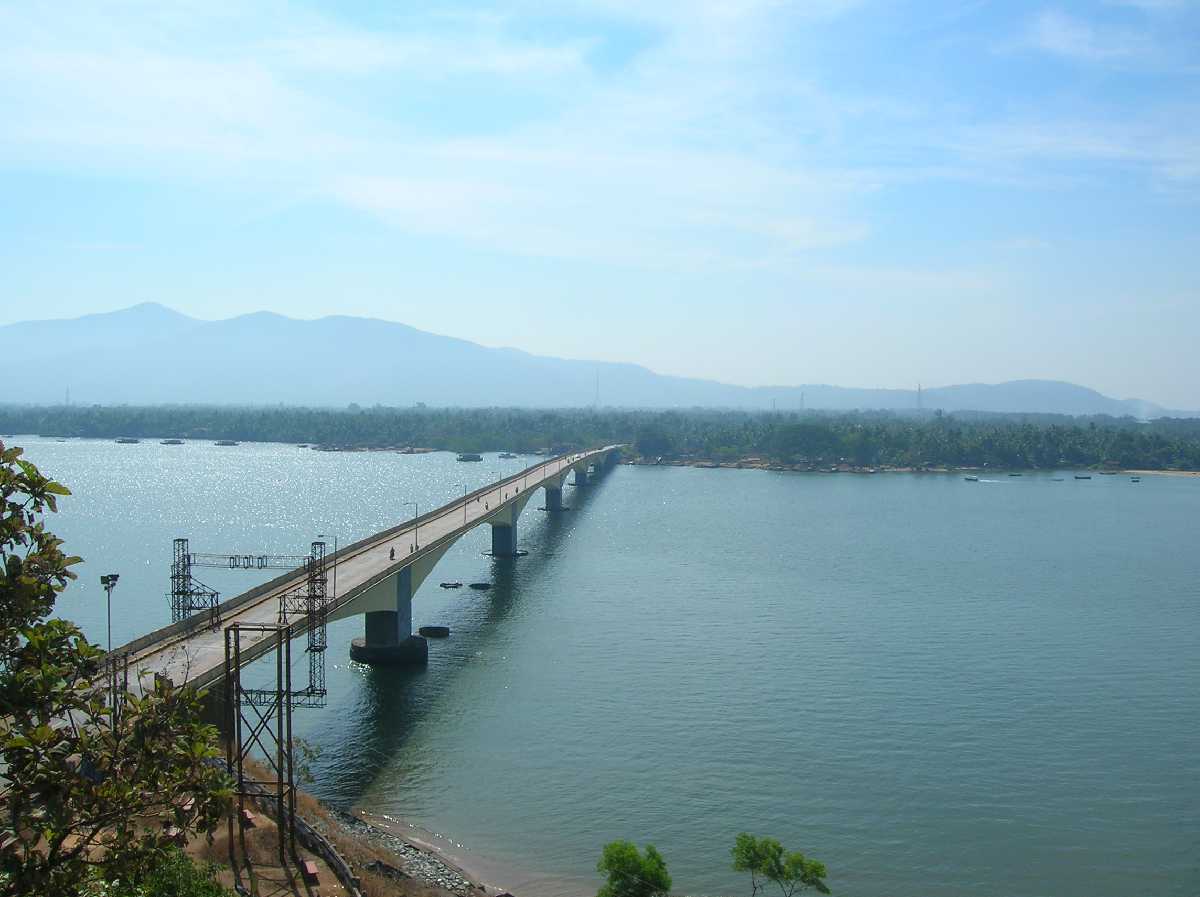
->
[0, 303, 1189, 417]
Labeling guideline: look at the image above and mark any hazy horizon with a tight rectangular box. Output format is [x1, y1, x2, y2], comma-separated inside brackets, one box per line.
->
[2, 2, 1198, 407]
[2, 300, 1191, 414]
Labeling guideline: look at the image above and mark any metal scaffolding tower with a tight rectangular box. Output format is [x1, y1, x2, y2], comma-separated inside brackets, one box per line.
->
[223, 623, 297, 867]
[276, 541, 329, 707]
[168, 538, 330, 705]
[168, 538, 221, 627]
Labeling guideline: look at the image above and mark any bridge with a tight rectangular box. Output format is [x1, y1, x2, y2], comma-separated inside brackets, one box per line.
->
[111, 445, 624, 694]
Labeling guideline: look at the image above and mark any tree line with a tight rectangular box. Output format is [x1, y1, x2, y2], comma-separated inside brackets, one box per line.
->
[3, 404, 1200, 469]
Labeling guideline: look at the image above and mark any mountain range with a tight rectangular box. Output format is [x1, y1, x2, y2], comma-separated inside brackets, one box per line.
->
[0, 303, 1188, 417]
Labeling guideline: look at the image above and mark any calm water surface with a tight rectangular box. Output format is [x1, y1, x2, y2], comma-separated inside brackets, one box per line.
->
[16, 437, 1200, 897]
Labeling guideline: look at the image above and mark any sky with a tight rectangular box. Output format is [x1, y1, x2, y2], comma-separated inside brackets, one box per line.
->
[1, 1, 1198, 408]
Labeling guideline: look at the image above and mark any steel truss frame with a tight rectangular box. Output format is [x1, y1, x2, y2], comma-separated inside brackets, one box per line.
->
[169, 538, 221, 627]
[170, 538, 330, 706]
[223, 622, 298, 868]
[275, 541, 329, 707]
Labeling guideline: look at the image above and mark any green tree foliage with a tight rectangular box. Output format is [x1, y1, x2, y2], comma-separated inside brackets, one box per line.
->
[4, 404, 1200, 470]
[82, 849, 232, 897]
[0, 442, 231, 897]
[596, 840, 672, 897]
[732, 833, 829, 897]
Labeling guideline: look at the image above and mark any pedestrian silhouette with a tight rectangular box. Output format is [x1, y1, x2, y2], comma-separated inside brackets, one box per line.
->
[389, 547, 395, 560]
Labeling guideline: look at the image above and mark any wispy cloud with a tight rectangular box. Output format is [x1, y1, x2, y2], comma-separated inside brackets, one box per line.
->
[0, 1, 882, 269]
[1027, 9, 1151, 61]
[1104, 0, 1189, 12]
[1, 0, 1196, 275]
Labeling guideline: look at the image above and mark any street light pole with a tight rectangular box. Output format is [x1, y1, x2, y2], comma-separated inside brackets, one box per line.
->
[316, 533, 339, 599]
[405, 501, 419, 551]
[454, 484, 468, 526]
[100, 573, 119, 731]
[100, 574, 119, 655]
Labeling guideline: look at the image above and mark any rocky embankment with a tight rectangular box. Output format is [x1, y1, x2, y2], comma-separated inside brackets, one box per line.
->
[314, 809, 485, 896]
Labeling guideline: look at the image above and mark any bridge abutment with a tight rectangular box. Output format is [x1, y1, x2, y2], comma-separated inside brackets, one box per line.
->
[350, 567, 428, 666]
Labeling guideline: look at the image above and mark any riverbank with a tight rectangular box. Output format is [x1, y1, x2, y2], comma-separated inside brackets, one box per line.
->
[1125, 468, 1200, 477]
[9, 405, 1200, 474]
[318, 808, 492, 896]
[625, 455, 1200, 475]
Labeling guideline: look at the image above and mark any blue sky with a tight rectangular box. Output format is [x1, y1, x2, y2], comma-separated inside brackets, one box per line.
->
[1, 1, 1197, 407]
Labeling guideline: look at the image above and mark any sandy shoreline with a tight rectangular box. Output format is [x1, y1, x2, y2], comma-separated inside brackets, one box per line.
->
[628, 458, 1200, 476]
[1124, 468, 1200, 477]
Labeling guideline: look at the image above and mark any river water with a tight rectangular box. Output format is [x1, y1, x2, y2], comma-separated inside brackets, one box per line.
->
[14, 436, 1200, 897]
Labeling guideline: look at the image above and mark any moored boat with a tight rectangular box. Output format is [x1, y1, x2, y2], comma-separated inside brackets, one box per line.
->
[964, 475, 979, 482]
[457, 452, 483, 462]
[1075, 474, 1092, 480]
[160, 438, 183, 445]
[115, 437, 140, 444]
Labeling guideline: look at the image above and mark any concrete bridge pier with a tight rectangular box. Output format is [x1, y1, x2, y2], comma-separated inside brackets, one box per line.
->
[349, 567, 428, 665]
[489, 487, 536, 556]
[573, 464, 590, 487]
[543, 470, 568, 512]
[491, 522, 517, 556]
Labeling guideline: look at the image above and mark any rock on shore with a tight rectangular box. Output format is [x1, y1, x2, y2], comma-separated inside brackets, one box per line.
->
[325, 809, 483, 896]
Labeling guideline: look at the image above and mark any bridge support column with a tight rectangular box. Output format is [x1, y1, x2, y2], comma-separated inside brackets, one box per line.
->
[350, 567, 428, 666]
[573, 466, 589, 487]
[544, 484, 563, 512]
[491, 522, 518, 557]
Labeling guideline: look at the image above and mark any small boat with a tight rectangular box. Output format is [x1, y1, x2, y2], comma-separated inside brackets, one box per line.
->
[964, 475, 979, 482]
[468, 582, 491, 591]
[1075, 474, 1092, 480]
[1130, 477, 1141, 483]
[115, 437, 140, 444]
[214, 440, 239, 446]
[499, 452, 517, 459]
[160, 438, 183, 445]
[1008, 473, 1022, 477]
[418, 625, 450, 638]
[439, 581, 463, 589]
[56, 438, 68, 442]
[457, 452, 483, 462]
[1051, 477, 1065, 482]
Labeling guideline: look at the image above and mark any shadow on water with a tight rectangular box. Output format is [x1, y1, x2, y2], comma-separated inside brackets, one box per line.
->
[318, 467, 615, 807]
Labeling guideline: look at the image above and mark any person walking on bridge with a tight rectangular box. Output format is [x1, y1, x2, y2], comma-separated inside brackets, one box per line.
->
[389, 547, 395, 561]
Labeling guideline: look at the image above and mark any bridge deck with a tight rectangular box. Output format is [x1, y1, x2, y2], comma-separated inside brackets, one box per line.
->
[116, 446, 620, 692]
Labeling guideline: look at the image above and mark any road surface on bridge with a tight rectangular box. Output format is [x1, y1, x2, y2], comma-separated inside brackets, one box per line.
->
[114, 446, 621, 693]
